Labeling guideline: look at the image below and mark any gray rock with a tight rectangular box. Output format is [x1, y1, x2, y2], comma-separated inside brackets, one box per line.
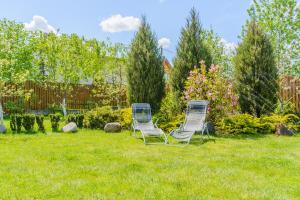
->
[0, 124, 6, 133]
[275, 123, 294, 136]
[62, 122, 78, 133]
[104, 122, 121, 133]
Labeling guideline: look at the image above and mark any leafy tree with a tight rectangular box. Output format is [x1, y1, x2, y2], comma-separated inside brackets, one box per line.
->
[248, 0, 300, 75]
[171, 8, 212, 97]
[234, 21, 278, 117]
[127, 17, 165, 111]
[0, 19, 38, 124]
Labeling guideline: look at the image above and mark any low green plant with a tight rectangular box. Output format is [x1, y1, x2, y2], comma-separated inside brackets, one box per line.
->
[16, 114, 23, 133]
[22, 114, 36, 133]
[83, 106, 118, 129]
[217, 114, 272, 135]
[116, 108, 132, 129]
[36, 115, 45, 133]
[157, 114, 185, 133]
[260, 114, 300, 132]
[67, 114, 77, 123]
[10, 115, 17, 132]
[76, 114, 84, 128]
[5, 100, 24, 114]
[49, 114, 61, 132]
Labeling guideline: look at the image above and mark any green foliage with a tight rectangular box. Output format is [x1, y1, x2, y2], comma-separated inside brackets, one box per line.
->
[22, 114, 36, 133]
[158, 114, 185, 133]
[35, 115, 45, 133]
[184, 62, 238, 123]
[260, 114, 300, 132]
[248, 0, 300, 75]
[171, 8, 212, 98]
[10, 115, 17, 132]
[83, 106, 119, 129]
[115, 108, 132, 130]
[67, 114, 77, 123]
[4, 101, 24, 114]
[234, 21, 278, 117]
[157, 91, 182, 122]
[217, 114, 272, 135]
[49, 114, 61, 132]
[76, 114, 84, 129]
[127, 17, 165, 111]
[275, 100, 297, 115]
[217, 113, 300, 135]
[16, 114, 23, 133]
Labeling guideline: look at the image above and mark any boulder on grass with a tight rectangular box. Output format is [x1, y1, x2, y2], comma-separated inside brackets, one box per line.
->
[0, 124, 6, 133]
[62, 122, 78, 133]
[275, 123, 294, 136]
[104, 122, 121, 133]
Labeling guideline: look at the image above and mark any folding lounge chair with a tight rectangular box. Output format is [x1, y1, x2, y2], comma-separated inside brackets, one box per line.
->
[132, 103, 168, 144]
[170, 100, 209, 144]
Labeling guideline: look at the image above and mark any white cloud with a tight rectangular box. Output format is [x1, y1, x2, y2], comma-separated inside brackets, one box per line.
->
[24, 15, 57, 34]
[100, 15, 141, 33]
[159, 0, 166, 3]
[220, 38, 237, 54]
[158, 37, 171, 49]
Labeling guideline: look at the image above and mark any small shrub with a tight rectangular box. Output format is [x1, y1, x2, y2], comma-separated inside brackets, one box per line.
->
[158, 113, 185, 133]
[49, 114, 61, 132]
[36, 115, 45, 133]
[76, 114, 84, 128]
[22, 114, 36, 133]
[10, 115, 17, 132]
[275, 100, 296, 115]
[217, 114, 272, 135]
[5, 100, 24, 114]
[260, 114, 300, 132]
[84, 106, 118, 129]
[116, 108, 132, 129]
[67, 114, 77, 123]
[16, 114, 23, 133]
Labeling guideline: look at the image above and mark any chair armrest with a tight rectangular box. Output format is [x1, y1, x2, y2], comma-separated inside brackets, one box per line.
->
[154, 118, 160, 128]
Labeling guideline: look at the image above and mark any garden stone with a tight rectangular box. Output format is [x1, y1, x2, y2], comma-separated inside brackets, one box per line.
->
[275, 123, 293, 136]
[62, 122, 78, 133]
[0, 124, 6, 133]
[104, 122, 121, 133]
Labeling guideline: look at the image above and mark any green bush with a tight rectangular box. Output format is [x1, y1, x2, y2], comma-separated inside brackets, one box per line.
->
[76, 114, 84, 128]
[10, 115, 17, 132]
[67, 114, 84, 128]
[36, 115, 45, 133]
[50, 114, 61, 132]
[22, 114, 36, 133]
[16, 114, 23, 133]
[217, 114, 272, 135]
[67, 114, 77, 123]
[217, 113, 300, 135]
[275, 100, 296, 115]
[84, 106, 119, 129]
[158, 114, 185, 133]
[115, 108, 132, 129]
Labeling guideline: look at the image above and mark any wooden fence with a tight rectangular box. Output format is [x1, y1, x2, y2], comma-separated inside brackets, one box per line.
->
[1, 81, 127, 113]
[2, 76, 300, 113]
[280, 76, 300, 109]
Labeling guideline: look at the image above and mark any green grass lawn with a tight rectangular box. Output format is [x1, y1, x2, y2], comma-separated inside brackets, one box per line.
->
[0, 119, 300, 199]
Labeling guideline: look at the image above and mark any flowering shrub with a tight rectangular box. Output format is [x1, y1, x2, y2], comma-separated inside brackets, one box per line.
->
[184, 61, 238, 122]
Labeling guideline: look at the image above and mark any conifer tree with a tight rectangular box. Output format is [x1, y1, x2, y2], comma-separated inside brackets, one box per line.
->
[234, 21, 278, 117]
[171, 8, 212, 97]
[127, 17, 165, 111]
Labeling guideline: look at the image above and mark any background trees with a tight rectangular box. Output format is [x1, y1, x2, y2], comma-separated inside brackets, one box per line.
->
[248, 0, 300, 75]
[127, 17, 165, 111]
[0, 19, 38, 124]
[234, 21, 278, 117]
[171, 8, 212, 98]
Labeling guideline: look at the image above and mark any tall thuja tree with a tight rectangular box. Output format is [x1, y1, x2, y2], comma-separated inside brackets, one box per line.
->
[127, 17, 165, 111]
[171, 8, 212, 98]
[248, 0, 300, 75]
[234, 21, 278, 117]
[0, 19, 38, 124]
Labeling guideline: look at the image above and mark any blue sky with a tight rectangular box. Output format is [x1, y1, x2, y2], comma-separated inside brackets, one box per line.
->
[0, 0, 254, 59]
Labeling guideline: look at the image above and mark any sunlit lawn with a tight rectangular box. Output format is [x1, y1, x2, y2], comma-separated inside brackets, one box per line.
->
[0, 119, 300, 199]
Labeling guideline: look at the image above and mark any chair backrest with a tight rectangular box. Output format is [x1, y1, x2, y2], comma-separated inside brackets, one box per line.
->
[132, 103, 155, 130]
[183, 100, 209, 132]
